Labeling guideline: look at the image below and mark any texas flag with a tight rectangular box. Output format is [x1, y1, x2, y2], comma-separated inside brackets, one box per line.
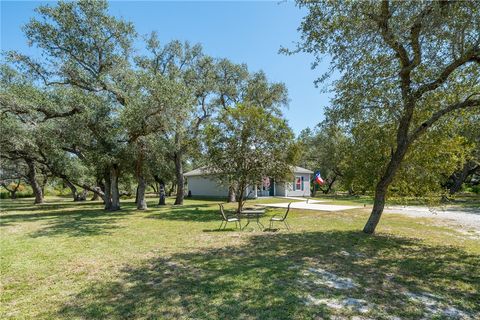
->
[314, 171, 325, 185]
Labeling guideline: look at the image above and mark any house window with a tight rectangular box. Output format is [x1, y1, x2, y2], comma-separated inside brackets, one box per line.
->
[294, 176, 302, 191]
[293, 176, 305, 191]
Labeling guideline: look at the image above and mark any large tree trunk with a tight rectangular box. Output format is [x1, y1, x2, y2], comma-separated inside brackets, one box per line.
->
[158, 179, 166, 206]
[174, 152, 184, 205]
[26, 159, 43, 204]
[135, 185, 139, 204]
[103, 170, 112, 210]
[136, 175, 148, 210]
[363, 142, 408, 234]
[363, 180, 389, 234]
[110, 165, 121, 211]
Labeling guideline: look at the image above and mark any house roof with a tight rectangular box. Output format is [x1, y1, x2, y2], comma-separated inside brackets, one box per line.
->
[184, 166, 313, 177]
[292, 166, 314, 174]
[184, 167, 214, 177]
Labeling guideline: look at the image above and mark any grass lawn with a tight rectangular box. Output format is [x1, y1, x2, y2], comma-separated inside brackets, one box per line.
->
[1, 196, 479, 319]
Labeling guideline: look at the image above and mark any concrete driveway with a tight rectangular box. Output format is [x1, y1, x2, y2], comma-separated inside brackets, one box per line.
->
[258, 198, 361, 212]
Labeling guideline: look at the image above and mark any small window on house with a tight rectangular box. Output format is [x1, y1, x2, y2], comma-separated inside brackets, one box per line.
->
[295, 176, 302, 191]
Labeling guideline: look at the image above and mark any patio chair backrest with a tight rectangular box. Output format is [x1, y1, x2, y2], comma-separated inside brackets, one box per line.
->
[282, 202, 292, 220]
[218, 204, 228, 221]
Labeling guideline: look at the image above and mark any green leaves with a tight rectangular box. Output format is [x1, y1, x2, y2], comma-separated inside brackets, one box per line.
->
[205, 103, 298, 202]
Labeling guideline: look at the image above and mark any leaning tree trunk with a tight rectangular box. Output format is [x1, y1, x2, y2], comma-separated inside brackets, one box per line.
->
[64, 179, 79, 201]
[363, 141, 408, 234]
[323, 175, 337, 194]
[91, 178, 104, 201]
[110, 165, 121, 211]
[26, 159, 43, 204]
[91, 191, 100, 201]
[174, 152, 184, 205]
[449, 161, 479, 195]
[136, 176, 148, 210]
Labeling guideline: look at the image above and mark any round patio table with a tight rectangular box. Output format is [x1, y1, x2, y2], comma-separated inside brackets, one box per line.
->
[240, 208, 265, 230]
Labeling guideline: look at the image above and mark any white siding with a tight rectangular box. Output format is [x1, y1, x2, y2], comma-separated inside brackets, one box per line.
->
[286, 173, 311, 197]
[275, 182, 287, 196]
[186, 176, 229, 197]
[186, 172, 312, 198]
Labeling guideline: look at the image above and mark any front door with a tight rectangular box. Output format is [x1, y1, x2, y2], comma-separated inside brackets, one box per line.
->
[269, 178, 275, 196]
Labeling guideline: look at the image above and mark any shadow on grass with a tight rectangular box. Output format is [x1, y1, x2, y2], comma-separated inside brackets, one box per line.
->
[30, 209, 127, 238]
[58, 231, 480, 319]
[0, 206, 127, 237]
[0, 198, 105, 212]
[145, 204, 221, 222]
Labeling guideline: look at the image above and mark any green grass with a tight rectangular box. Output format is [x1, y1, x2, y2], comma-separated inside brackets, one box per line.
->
[1, 196, 479, 319]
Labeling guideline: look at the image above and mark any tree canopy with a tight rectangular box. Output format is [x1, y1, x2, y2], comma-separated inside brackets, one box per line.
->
[291, 0, 480, 233]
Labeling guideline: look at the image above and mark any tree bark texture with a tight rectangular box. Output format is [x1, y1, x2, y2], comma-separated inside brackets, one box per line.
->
[174, 152, 184, 205]
[363, 142, 409, 234]
[158, 180, 166, 206]
[136, 175, 148, 210]
[26, 159, 44, 204]
[64, 179, 79, 201]
[110, 165, 121, 211]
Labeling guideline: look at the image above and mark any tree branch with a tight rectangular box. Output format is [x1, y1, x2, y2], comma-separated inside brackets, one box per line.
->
[414, 46, 480, 98]
[408, 94, 480, 144]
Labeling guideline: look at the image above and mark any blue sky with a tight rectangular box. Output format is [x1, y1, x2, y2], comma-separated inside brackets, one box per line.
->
[1, 1, 333, 135]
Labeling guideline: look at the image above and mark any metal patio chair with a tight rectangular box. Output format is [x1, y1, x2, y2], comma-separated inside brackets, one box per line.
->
[269, 202, 292, 230]
[218, 203, 242, 230]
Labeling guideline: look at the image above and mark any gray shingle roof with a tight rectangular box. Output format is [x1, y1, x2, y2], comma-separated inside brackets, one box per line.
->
[184, 165, 313, 177]
[292, 166, 314, 174]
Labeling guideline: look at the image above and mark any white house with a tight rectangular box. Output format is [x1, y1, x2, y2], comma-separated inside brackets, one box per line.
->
[184, 166, 313, 198]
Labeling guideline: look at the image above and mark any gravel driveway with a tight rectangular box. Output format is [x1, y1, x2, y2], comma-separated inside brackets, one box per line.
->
[384, 206, 480, 232]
